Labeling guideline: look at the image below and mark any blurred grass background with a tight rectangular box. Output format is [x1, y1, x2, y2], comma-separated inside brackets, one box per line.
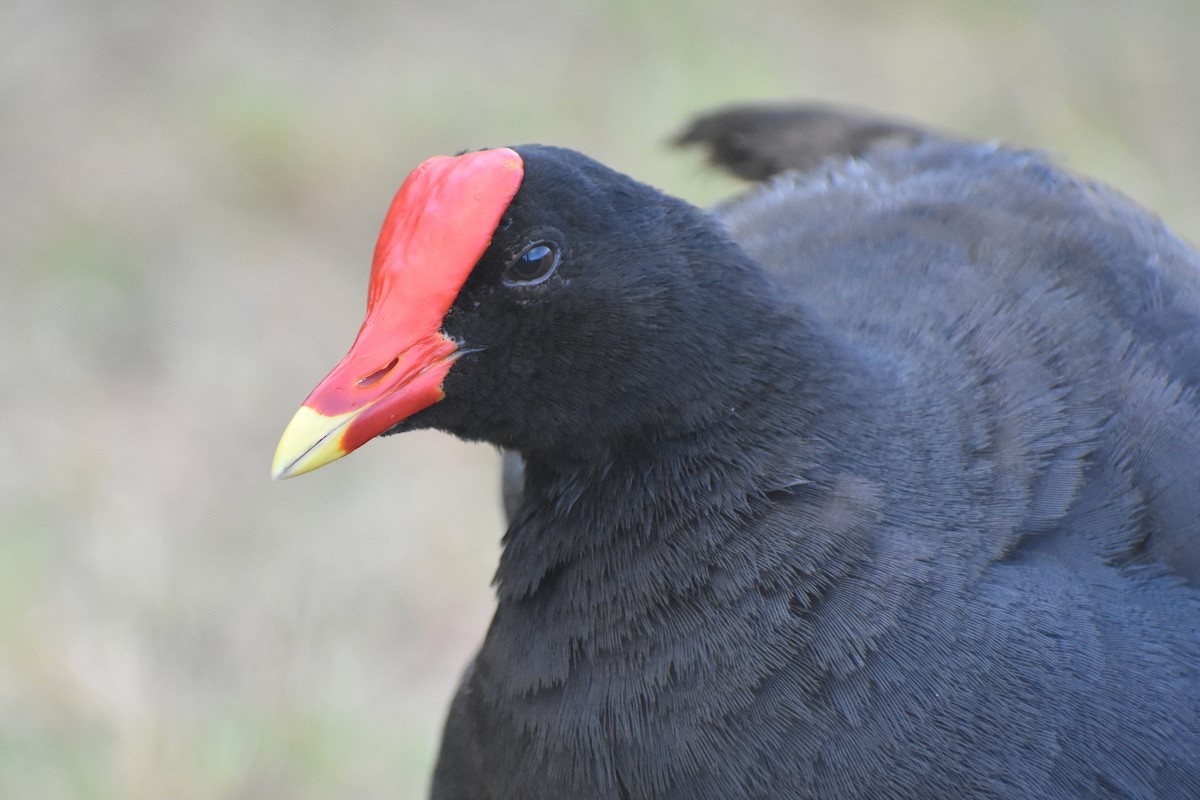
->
[2, 0, 1199, 797]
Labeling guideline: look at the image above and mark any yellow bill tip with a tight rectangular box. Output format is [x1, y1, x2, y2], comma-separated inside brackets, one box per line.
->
[271, 405, 359, 480]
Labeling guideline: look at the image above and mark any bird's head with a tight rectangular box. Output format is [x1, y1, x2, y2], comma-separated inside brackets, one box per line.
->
[272, 144, 770, 479]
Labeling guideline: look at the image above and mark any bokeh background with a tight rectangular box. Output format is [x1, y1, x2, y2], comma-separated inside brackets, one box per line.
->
[3, 0, 1199, 797]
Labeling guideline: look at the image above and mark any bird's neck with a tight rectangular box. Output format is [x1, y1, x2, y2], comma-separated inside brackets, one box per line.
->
[483, 308, 889, 694]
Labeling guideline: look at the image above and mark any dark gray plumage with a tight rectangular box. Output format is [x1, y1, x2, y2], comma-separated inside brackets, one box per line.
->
[429, 105, 1200, 798]
[673, 103, 942, 179]
[500, 449, 525, 525]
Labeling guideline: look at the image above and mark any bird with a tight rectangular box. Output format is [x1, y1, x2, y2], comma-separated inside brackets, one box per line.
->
[272, 104, 1200, 799]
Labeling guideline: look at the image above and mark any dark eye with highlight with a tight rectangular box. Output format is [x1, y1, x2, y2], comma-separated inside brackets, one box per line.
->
[503, 241, 560, 285]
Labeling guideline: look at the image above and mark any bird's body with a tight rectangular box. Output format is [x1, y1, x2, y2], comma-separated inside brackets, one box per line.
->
[275, 107, 1200, 798]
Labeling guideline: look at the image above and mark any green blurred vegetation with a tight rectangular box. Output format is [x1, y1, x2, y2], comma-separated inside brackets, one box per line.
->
[2, 0, 1198, 797]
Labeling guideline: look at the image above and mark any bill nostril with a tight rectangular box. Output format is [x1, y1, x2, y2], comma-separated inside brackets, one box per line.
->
[358, 356, 400, 388]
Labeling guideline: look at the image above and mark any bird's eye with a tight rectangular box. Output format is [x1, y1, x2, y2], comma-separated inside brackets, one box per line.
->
[503, 241, 560, 286]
